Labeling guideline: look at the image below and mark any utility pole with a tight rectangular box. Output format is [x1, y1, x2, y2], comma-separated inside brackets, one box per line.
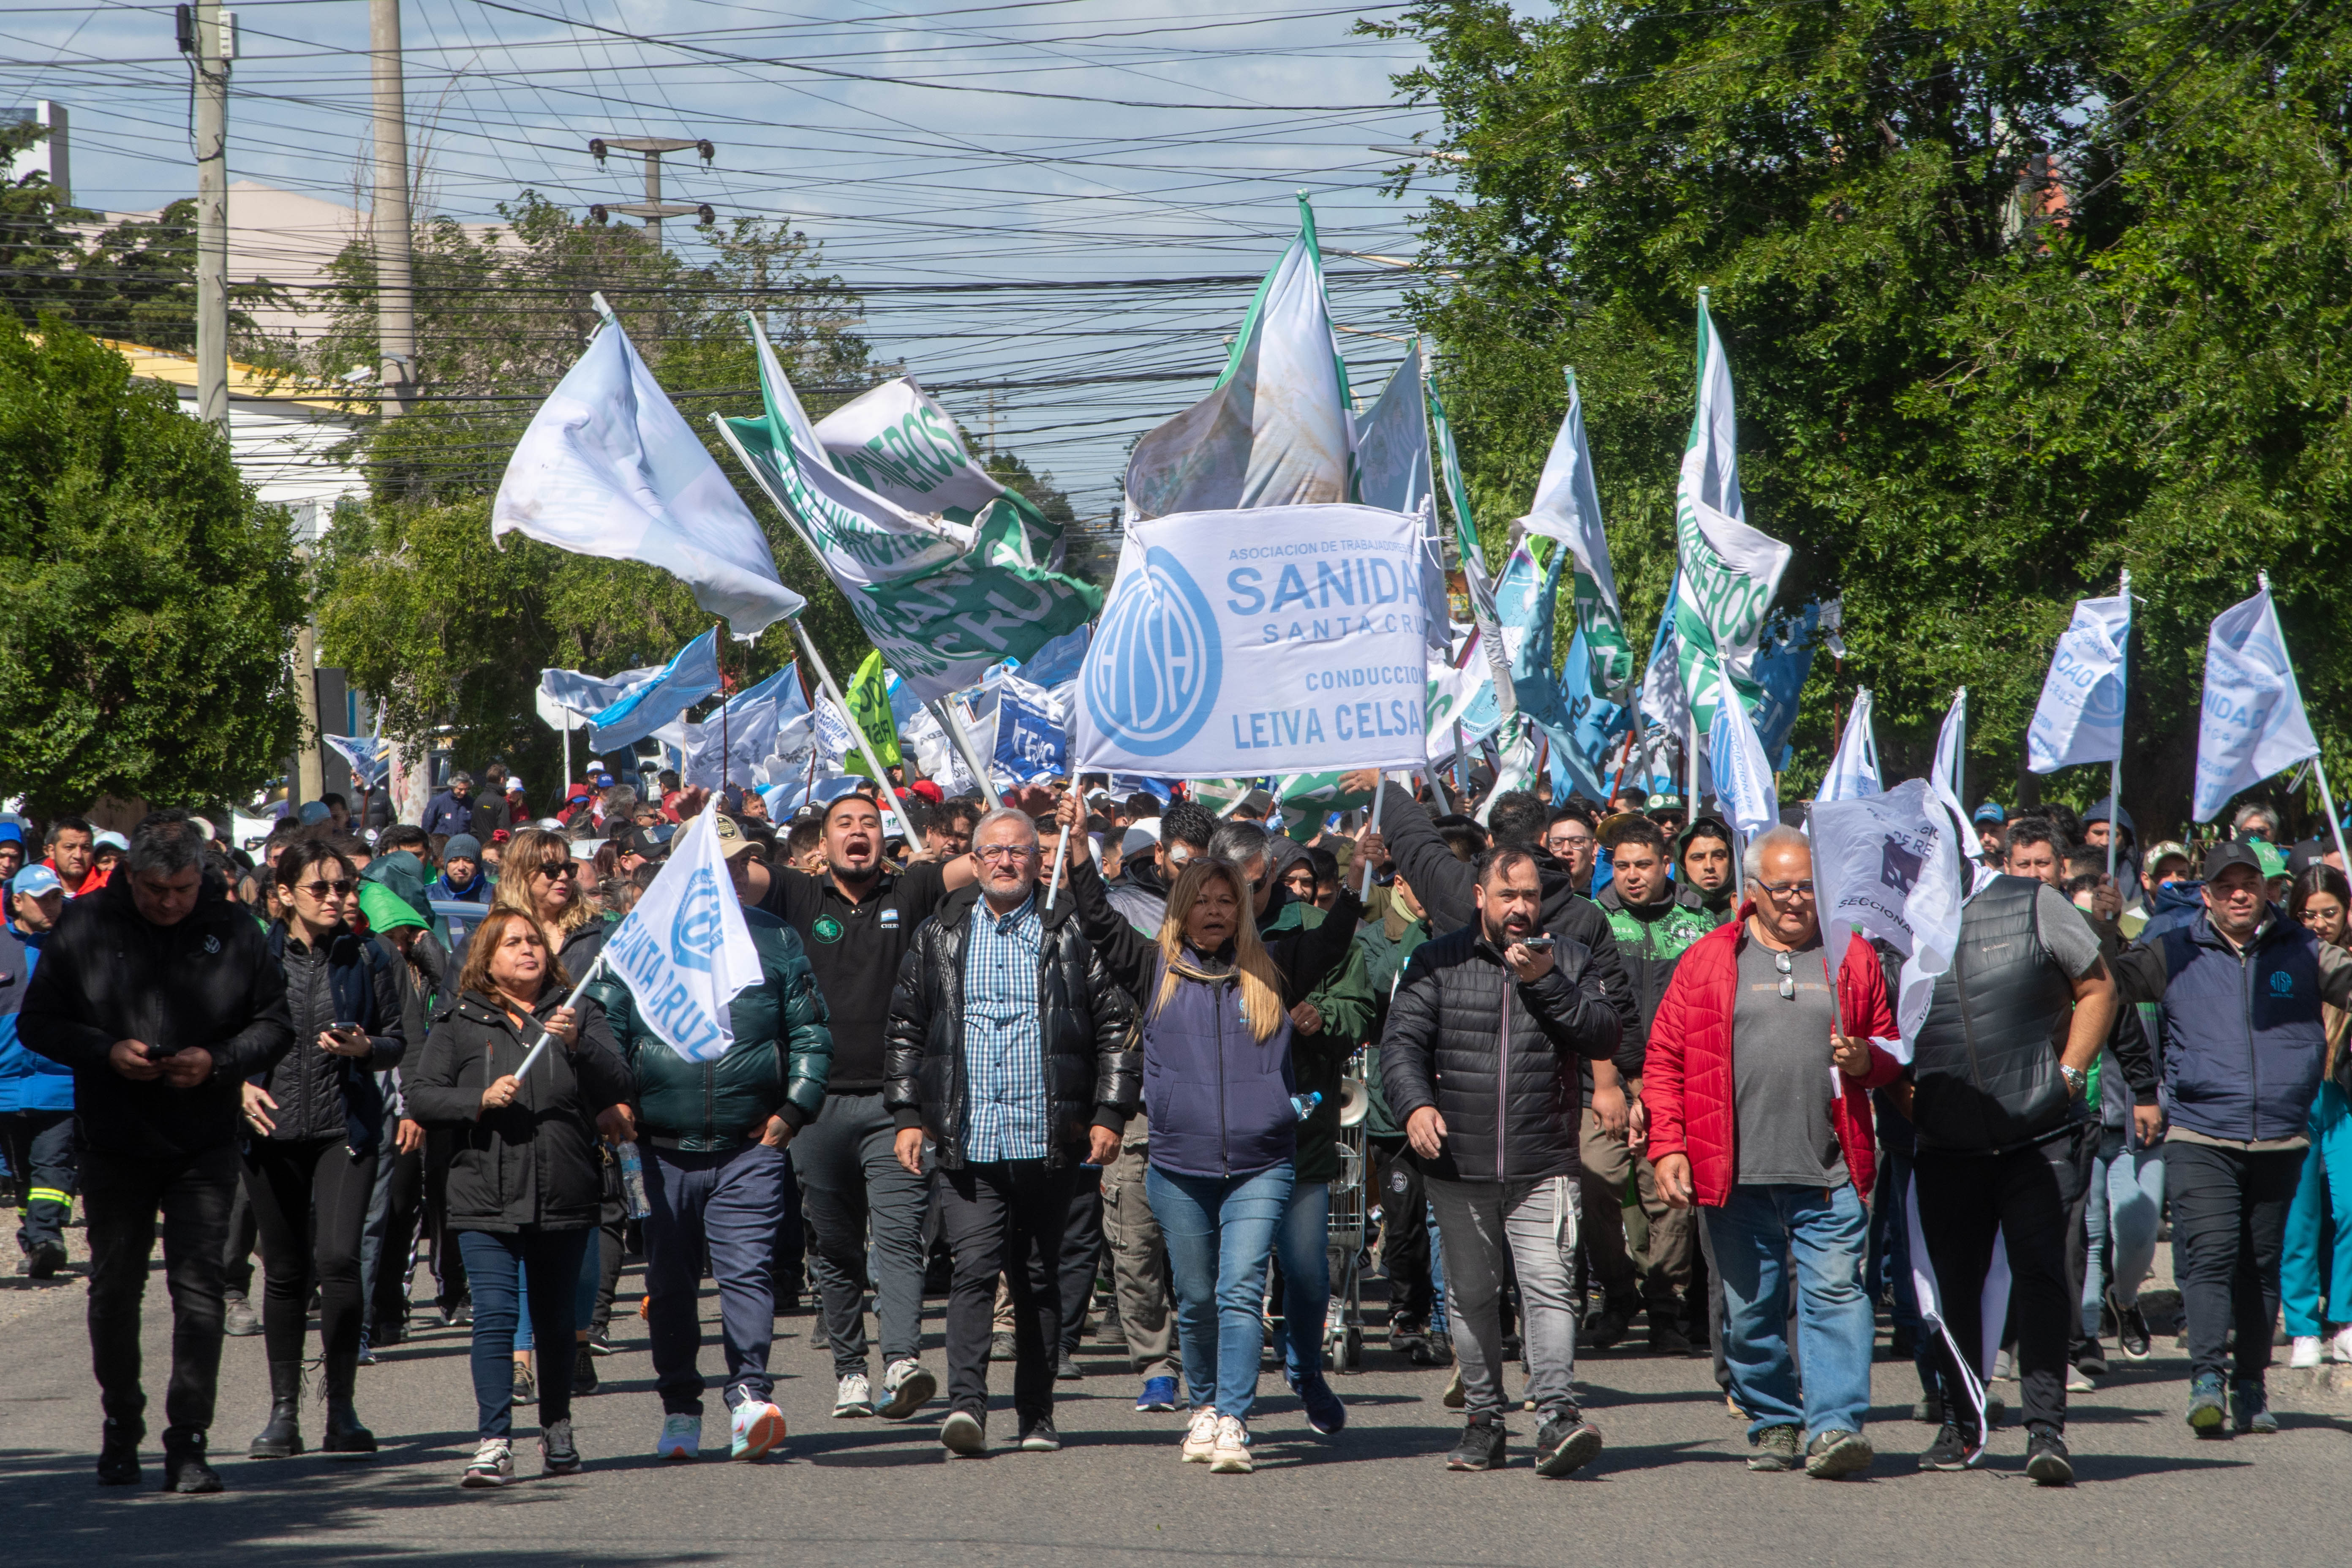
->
[587, 135, 715, 243]
[369, 0, 414, 419]
[186, 1, 231, 436]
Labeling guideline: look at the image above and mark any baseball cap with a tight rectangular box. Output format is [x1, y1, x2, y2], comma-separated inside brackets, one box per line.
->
[94, 829, 128, 851]
[0, 822, 21, 847]
[506, 776, 525, 794]
[2146, 838, 2191, 871]
[566, 783, 592, 803]
[591, 770, 617, 789]
[298, 801, 332, 825]
[1974, 801, 2006, 825]
[11, 864, 63, 898]
[2203, 841, 2265, 880]
[908, 779, 944, 806]
[1121, 821, 1162, 859]
[709, 813, 761, 860]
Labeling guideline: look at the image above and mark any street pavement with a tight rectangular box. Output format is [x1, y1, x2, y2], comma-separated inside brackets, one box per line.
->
[1, 1235, 2343, 1567]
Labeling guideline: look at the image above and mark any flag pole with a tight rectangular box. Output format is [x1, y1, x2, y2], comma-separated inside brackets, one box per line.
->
[2107, 570, 2130, 882]
[788, 616, 916, 845]
[717, 621, 732, 796]
[2262, 572, 2351, 871]
[512, 953, 609, 1083]
[1359, 774, 1387, 900]
[931, 698, 1002, 809]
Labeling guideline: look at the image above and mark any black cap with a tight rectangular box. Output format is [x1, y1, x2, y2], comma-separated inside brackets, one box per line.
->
[2202, 841, 2264, 879]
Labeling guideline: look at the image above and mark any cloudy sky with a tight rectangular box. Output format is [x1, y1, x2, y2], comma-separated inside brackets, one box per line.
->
[4, 0, 1461, 516]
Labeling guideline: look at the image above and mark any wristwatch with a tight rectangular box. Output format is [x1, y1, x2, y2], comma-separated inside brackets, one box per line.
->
[2060, 1064, 2088, 1098]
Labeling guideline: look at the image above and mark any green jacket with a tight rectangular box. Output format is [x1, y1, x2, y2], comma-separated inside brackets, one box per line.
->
[1356, 903, 1433, 1141]
[588, 907, 835, 1152]
[1266, 898, 1375, 1182]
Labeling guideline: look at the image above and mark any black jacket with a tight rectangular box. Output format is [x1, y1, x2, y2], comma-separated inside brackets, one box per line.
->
[19, 872, 293, 1159]
[260, 924, 405, 1152]
[405, 986, 634, 1233]
[884, 885, 1140, 1169]
[1372, 792, 1644, 1078]
[1377, 923, 1622, 1184]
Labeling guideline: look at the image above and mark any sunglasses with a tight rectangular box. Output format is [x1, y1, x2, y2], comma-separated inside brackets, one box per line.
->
[528, 861, 575, 879]
[298, 879, 356, 898]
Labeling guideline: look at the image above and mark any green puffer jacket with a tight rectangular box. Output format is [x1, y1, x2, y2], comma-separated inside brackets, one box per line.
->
[1266, 898, 1375, 1183]
[588, 907, 835, 1152]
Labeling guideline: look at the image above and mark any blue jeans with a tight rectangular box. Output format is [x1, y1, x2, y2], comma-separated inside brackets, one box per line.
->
[645, 1141, 788, 1414]
[2082, 1122, 2167, 1333]
[2283, 1081, 2352, 1337]
[1274, 1176, 1329, 1384]
[1703, 1182, 1874, 1440]
[457, 1227, 591, 1437]
[1147, 1162, 1294, 1421]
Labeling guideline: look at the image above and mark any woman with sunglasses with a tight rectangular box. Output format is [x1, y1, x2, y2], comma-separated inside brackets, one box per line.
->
[2283, 865, 2352, 1369]
[242, 838, 406, 1460]
[407, 905, 634, 1486]
[492, 828, 608, 980]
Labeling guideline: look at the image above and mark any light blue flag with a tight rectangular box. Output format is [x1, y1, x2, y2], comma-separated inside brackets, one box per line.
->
[994, 686, 1070, 784]
[1748, 602, 1821, 764]
[322, 734, 390, 790]
[1708, 687, 1780, 841]
[682, 663, 807, 789]
[1555, 626, 1631, 803]
[591, 629, 723, 752]
[542, 662, 664, 722]
[2194, 581, 2319, 822]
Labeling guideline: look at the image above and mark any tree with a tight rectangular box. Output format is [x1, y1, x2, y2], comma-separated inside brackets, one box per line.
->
[0, 315, 304, 817]
[310, 195, 883, 781]
[1381, 0, 2352, 836]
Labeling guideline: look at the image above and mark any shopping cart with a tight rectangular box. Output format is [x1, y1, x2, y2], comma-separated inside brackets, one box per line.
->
[1324, 1048, 1372, 1372]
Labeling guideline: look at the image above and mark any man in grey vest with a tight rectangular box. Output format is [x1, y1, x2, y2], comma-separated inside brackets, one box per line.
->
[1906, 825, 2117, 1486]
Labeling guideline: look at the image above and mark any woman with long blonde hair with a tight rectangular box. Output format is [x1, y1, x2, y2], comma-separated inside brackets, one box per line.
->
[493, 828, 605, 977]
[1059, 817, 1296, 1476]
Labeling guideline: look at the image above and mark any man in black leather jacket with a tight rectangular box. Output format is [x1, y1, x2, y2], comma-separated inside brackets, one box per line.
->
[883, 806, 1138, 1457]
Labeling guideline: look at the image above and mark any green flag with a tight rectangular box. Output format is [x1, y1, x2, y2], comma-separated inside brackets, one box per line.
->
[843, 650, 903, 779]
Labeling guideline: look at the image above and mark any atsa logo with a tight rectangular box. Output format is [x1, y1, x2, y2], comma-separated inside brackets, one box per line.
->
[811, 915, 844, 945]
[1086, 545, 1222, 757]
[2270, 969, 2296, 997]
[667, 867, 727, 973]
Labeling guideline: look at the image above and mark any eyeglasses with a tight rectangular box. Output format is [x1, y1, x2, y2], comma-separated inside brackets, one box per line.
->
[298, 879, 355, 898]
[975, 844, 1035, 864]
[1753, 879, 1816, 898]
[1774, 948, 1795, 1000]
[528, 861, 574, 879]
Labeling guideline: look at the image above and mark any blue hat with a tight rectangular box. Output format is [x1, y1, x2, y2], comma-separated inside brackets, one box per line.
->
[1973, 801, 2006, 825]
[0, 821, 22, 845]
[10, 864, 63, 898]
[298, 801, 333, 825]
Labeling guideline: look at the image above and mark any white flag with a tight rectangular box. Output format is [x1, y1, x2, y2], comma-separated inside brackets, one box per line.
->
[598, 801, 763, 1064]
[1122, 196, 1352, 521]
[1519, 368, 1634, 693]
[812, 376, 1007, 526]
[1672, 295, 1791, 727]
[1928, 687, 1967, 809]
[2194, 582, 2319, 822]
[1708, 689, 1780, 840]
[492, 313, 804, 639]
[2026, 594, 2130, 773]
[681, 664, 807, 790]
[1355, 346, 1447, 654]
[1810, 778, 1965, 1058]
[1817, 689, 1882, 803]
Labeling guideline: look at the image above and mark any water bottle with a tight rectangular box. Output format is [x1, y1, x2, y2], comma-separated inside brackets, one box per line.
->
[616, 1139, 652, 1220]
[1290, 1091, 1323, 1122]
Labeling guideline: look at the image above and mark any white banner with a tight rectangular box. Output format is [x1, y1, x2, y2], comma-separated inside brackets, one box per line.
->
[1074, 504, 1432, 777]
[1672, 296, 1790, 727]
[1708, 689, 1779, 840]
[1818, 688, 1882, 803]
[2026, 594, 2130, 773]
[491, 313, 804, 639]
[2195, 583, 2319, 822]
[1519, 368, 1633, 693]
[599, 801, 763, 1063]
[812, 376, 1005, 526]
[1810, 777, 1965, 1057]
[1928, 687, 1967, 808]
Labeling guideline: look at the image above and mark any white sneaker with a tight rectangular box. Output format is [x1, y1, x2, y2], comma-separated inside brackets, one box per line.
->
[2289, 1336, 2323, 1369]
[731, 1400, 786, 1461]
[654, 1413, 700, 1460]
[1209, 1414, 1253, 1473]
[460, 1437, 513, 1488]
[833, 1372, 874, 1418]
[1181, 1406, 1220, 1463]
[2332, 1323, 2352, 1364]
[2066, 1364, 2094, 1392]
[876, 1357, 937, 1420]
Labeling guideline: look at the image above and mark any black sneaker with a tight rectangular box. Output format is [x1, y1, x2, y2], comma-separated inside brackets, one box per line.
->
[2024, 1427, 2073, 1486]
[1647, 1320, 1694, 1356]
[1533, 1413, 1603, 1477]
[2109, 1291, 2152, 1361]
[161, 1429, 223, 1494]
[1748, 1424, 1801, 1472]
[1056, 1350, 1083, 1382]
[1582, 1304, 1631, 1351]
[990, 1330, 1017, 1362]
[1919, 1423, 1977, 1472]
[1446, 1416, 1506, 1470]
[1018, 1414, 1061, 1452]
[96, 1420, 142, 1486]
[574, 1345, 599, 1395]
[540, 1416, 582, 1476]
[512, 1362, 537, 1406]
[2074, 1339, 2110, 1378]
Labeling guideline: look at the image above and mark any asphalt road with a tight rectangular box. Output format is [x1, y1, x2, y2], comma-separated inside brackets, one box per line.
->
[2, 1234, 2344, 1568]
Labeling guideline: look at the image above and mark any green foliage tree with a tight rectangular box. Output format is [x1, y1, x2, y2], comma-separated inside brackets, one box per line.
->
[1383, 0, 2352, 836]
[0, 314, 303, 817]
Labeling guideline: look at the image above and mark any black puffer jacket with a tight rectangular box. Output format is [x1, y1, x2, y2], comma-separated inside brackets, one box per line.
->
[259, 924, 405, 1152]
[404, 986, 634, 1233]
[883, 885, 1140, 1170]
[1377, 923, 1622, 1184]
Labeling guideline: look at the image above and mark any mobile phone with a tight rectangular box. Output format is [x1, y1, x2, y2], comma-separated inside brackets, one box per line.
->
[1520, 935, 1554, 952]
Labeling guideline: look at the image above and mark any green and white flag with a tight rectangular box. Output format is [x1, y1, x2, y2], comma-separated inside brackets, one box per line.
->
[1425, 343, 1516, 721]
[715, 316, 1102, 702]
[809, 376, 1063, 571]
[1672, 291, 1790, 729]
[1122, 195, 1353, 522]
[1519, 368, 1633, 696]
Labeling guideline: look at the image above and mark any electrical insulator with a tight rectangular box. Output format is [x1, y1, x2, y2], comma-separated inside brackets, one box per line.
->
[588, 138, 607, 165]
[589, 204, 608, 224]
[697, 140, 715, 164]
[697, 204, 716, 226]
[174, 4, 195, 53]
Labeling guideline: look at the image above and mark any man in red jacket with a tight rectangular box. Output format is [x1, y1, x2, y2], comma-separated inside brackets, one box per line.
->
[1647, 826, 1902, 1481]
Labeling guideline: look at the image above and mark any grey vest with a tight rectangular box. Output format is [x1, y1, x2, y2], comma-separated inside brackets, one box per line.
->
[1911, 875, 2078, 1153]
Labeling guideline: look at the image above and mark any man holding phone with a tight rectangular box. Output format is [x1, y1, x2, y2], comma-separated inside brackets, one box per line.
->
[19, 810, 294, 1493]
[1379, 847, 1623, 1477]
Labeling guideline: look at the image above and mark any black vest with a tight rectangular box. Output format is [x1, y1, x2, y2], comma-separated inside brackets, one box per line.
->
[1911, 876, 2078, 1153]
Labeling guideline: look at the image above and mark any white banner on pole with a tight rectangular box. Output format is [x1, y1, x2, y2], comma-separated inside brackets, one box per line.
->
[2194, 582, 2319, 822]
[1817, 689, 1882, 803]
[2026, 594, 2130, 773]
[1810, 777, 1966, 1058]
[1074, 504, 1432, 777]
[599, 802, 763, 1064]
[1707, 690, 1779, 840]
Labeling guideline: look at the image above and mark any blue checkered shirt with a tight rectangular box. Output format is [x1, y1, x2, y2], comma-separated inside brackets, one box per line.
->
[961, 890, 1048, 1162]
